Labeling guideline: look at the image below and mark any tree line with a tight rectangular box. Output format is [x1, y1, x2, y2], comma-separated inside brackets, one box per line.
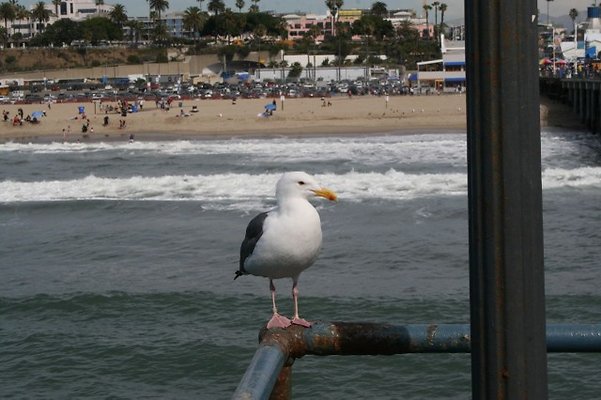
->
[0, 0, 453, 69]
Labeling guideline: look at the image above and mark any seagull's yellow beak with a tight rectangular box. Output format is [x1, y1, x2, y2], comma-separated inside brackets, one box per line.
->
[311, 187, 337, 201]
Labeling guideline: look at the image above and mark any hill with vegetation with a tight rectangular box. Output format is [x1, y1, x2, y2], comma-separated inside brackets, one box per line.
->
[0, 47, 171, 73]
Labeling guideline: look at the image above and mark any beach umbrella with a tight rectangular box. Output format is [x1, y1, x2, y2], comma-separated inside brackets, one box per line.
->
[539, 58, 553, 65]
[555, 59, 567, 65]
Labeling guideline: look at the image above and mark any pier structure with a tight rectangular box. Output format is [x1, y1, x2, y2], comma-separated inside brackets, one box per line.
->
[540, 77, 601, 134]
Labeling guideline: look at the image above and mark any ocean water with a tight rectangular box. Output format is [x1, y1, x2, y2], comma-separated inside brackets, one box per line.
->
[1, 130, 600, 399]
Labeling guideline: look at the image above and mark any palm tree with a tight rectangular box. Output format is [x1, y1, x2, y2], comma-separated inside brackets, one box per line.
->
[569, 8, 578, 44]
[110, 4, 128, 28]
[235, 0, 245, 13]
[303, 23, 321, 73]
[31, 1, 50, 35]
[352, 16, 375, 64]
[95, 0, 104, 14]
[152, 20, 169, 45]
[14, 4, 29, 37]
[221, 9, 241, 44]
[51, 0, 61, 17]
[432, 1, 440, 42]
[126, 19, 144, 44]
[0, 25, 8, 47]
[370, 1, 387, 18]
[208, 0, 225, 15]
[182, 6, 205, 42]
[149, 0, 169, 22]
[197, 0, 205, 12]
[432, 2, 440, 27]
[251, 0, 260, 12]
[423, 4, 432, 39]
[0, 1, 16, 35]
[254, 23, 266, 65]
[439, 2, 447, 35]
[438, 3, 448, 30]
[325, 0, 343, 36]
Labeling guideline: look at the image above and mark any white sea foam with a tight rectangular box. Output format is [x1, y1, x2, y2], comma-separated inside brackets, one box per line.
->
[542, 166, 601, 189]
[1, 131, 593, 167]
[0, 170, 466, 207]
[0, 135, 467, 165]
[1, 167, 598, 208]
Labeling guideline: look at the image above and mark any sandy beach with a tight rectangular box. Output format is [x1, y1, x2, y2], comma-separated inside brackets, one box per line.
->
[1, 95, 469, 142]
[0, 94, 578, 143]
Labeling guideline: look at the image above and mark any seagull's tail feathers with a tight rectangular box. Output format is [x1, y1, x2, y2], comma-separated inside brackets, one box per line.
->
[234, 270, 245, 280]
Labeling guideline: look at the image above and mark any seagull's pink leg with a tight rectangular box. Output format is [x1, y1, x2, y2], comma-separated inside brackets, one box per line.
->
[266, 279, 291, 329]
[291, 278, 311, 327]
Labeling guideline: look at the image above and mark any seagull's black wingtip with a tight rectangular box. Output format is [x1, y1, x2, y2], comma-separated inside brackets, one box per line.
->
[234, 270, 244, 280]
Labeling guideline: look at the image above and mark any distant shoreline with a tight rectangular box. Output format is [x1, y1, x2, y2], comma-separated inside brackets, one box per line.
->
[0, 94, 583, 144]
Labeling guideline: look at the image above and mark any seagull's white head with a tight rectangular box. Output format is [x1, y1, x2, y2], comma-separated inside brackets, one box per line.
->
[275, 171, 337, 203]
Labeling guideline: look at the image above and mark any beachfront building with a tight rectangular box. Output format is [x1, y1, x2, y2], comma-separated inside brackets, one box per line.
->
[386, 9, 432, 38]
[283, 13, 334, 42]
[161, 12, 206, 40]
[339, 8, 433, 38]
[6, 0, 115, 40]
[283, 8, 431, 43]
[412, 34, 465, 93]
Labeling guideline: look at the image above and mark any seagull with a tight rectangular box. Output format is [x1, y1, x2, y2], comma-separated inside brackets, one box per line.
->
[236, 172, 337, 329]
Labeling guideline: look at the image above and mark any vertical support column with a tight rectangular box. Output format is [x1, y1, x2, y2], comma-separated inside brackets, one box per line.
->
[593, 84, 601, 133]
[269, 364, 293, 400]
[580, 83, 586, 122]
[586, 83, 592, 129]
[465, 1, 548, 399]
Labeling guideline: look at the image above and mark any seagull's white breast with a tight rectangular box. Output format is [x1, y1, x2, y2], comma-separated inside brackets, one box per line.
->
[245, 199, 322, 279]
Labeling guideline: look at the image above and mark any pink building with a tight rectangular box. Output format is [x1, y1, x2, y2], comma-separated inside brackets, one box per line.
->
[283, 13, 334, 42]
[282, 9, 433, 42]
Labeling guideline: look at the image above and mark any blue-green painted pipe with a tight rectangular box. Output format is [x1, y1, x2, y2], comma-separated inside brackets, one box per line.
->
[547, 324, 601, 352]
[232, 322, 601, 400]
[233, 344, 287, 400]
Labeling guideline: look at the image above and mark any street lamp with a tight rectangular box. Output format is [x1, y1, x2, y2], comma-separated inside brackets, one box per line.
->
[548, 24, 556, 77]
[546, 0, 553, 26]
[336, 7, 341, 82]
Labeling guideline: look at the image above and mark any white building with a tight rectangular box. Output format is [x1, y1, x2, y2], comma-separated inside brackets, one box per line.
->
[413, 34, 466, 92]
[7, 0, 114, 39]
[53, 0, 113, 20]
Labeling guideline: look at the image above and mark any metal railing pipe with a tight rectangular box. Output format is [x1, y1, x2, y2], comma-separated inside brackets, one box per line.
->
[233, 343, 287, 400]
[233, 322, 601, 399]
[547, 324, 601, 352]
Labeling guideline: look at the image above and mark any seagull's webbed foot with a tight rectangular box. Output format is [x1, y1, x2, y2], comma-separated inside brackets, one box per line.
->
[291, 317, 312, 328]
[267, 313, 292, 329]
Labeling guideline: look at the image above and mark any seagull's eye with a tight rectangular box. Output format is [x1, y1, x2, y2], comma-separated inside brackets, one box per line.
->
[298, 181, 305, 185]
